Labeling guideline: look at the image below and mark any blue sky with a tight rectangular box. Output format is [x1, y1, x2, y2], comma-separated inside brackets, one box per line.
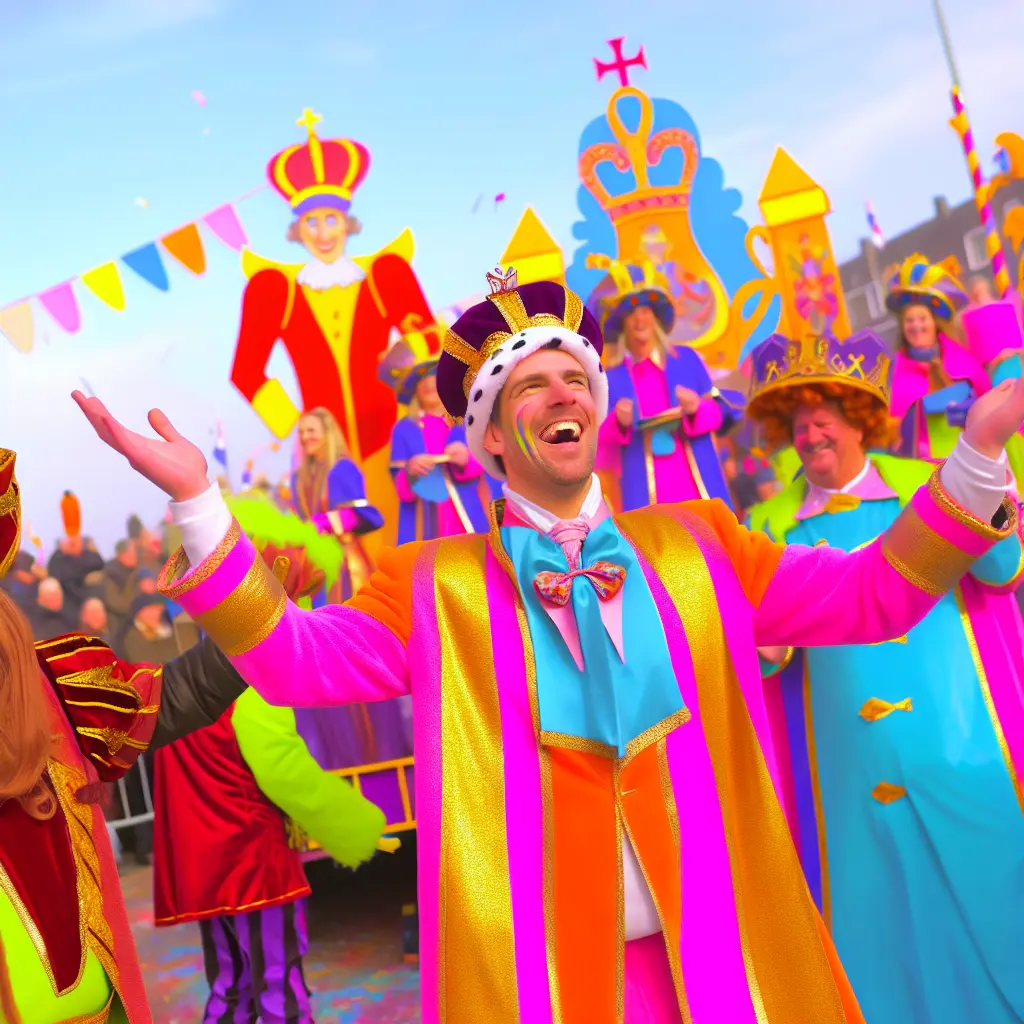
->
[2, 0, 1021, 551]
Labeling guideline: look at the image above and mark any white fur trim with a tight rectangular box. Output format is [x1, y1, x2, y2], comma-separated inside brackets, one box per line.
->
[297, 256, 365, 290]
[462, 325, 609, 480]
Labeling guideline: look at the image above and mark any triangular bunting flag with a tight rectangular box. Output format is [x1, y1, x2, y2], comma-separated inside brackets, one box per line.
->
[39, 282, 81, 333]
[81, 262, 126, 311]
[0, 302, 34, 352]
[122, 243, 170, 291]
[161, 223, 206, 275]
[203, 204, 248, 251]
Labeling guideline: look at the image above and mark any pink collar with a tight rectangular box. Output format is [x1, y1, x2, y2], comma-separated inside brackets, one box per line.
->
[795, 461, 896, 521]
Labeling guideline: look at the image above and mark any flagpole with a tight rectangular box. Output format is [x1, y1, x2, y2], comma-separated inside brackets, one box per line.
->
[934, 0, 1012, 296]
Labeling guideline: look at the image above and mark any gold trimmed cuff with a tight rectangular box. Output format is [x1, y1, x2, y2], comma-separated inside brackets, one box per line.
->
[160, 521, 242, 601]
[191, 548, 288, 657]
[883, 504, 982, 596]
[927, 471, 1019, 540]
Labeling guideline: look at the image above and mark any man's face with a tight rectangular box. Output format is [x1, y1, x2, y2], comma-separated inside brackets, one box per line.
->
[902, 305, 937, 351]
[623, 305, 658, 361]
[296, 207, 348, 264]
[137, 602, 165, 630]
[138, 576, 158, 596]
[970, 277, 995, 305]
[485, 348, 597, 490]
[61, 536, 83, 556]
[119, 542, 138, 568]
[792, 401, 863, 486]
[37, 580, 62, 612]
[80, 599, 107, 633]
[298, 416, 326, 459]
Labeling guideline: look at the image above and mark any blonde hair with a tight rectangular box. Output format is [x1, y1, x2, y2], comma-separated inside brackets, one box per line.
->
[604, 322, 673, 369]
[0, 590, 52, 802]
[295, 408, 349, 504]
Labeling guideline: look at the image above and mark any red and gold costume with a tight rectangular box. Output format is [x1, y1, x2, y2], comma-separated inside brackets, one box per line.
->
[229, 110, 442, 549]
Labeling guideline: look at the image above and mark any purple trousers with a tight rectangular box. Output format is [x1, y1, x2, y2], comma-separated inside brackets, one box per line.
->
[199, 898, 312, 1024]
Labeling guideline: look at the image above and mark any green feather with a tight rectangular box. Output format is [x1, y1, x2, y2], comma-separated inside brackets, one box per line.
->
[224, 493, 345, 592]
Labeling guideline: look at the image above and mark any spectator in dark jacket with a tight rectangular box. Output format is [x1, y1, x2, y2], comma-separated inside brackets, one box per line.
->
[26, 577, 74, 639]
[103, 539, 139, 641]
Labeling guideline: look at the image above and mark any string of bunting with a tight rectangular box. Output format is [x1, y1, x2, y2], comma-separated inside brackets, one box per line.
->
[0, 187, 267, 353]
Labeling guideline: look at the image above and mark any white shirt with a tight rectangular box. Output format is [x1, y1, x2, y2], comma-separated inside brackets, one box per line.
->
[169, 438, 1010, 944]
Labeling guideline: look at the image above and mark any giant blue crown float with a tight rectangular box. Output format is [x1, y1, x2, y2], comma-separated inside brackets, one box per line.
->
[566, 38, 779, 368]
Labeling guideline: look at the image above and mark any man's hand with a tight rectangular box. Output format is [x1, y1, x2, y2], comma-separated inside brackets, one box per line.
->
[444, 441, 470, 470]
[963, 375, 1024, 460]
[405, 453, 435, 480]
[676, 386, 701, 416]
[71, 392, 210, 503]
[989, 348, 1021, 372]
[615, 398, 634, 429]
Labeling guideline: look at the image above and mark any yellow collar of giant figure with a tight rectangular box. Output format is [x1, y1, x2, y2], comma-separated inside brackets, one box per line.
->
[0, 449, 21, 582]
[241, 227, 415, 281]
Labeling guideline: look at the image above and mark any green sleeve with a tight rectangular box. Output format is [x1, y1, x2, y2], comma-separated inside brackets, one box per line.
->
[232, 688, 385, 868]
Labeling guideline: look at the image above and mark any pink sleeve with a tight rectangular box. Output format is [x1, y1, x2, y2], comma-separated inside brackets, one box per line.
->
[310, 508, 359, 534]
[680, 398, 723, 438]
[394, 468, 416, 502]
[599, 411, 632, 447]
[753, 472, 1017, 648]
[157, 523, 410, 707]
[450, 449, 483, 483]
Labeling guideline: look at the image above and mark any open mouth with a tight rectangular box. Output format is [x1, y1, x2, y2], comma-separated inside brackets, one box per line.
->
[539, 419, 583, 445]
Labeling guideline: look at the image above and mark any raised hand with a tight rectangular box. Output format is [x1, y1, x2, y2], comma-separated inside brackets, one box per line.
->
[675, 385, 701, 416]
[72, 392, 210, 503]
[964, 375, 1024, 460]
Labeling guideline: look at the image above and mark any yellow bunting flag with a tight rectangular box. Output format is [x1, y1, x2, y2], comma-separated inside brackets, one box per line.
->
[80, 262, 126, 312]
[0, 302, 34, 352]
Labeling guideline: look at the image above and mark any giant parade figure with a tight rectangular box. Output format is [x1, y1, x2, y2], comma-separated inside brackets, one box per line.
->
[229, 108, 442, 550]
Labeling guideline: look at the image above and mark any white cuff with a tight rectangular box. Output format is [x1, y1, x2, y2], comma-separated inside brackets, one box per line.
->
[939, 437, 1010, 524]
[168, 482, 233, 567]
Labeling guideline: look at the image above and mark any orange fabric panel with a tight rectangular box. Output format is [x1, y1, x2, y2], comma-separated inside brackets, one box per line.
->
[619, 744, 683, 996]
[678, 498, 785, 608]
[549, 746, 619, 1024]
[346, 541, 423, 646]
[814, 910, 866, 1024]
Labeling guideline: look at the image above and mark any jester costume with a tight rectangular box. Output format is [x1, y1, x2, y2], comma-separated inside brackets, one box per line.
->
[153, 540, 387, 1024]
[592, 261, 740, 511]
[0, 451, 246, 1024]
[153, 274, 1023, 1024]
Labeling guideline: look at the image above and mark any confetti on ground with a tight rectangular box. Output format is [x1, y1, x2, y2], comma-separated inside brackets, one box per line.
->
[124, 843, 420, 1021]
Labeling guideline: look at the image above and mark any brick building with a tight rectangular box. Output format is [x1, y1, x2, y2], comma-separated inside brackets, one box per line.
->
[837, 181, 1024, 345]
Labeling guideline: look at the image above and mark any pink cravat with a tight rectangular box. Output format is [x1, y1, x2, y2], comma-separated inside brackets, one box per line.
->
[547, 516, 590, 570]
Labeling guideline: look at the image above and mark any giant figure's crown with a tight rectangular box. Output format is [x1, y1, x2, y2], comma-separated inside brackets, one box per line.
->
[748, 330, 893, 416]
[267, 108, 371, 217]
[578, 87, 700, 225]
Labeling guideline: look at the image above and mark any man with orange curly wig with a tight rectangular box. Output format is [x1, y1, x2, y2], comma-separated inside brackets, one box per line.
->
[746, 329, 1024, 1024]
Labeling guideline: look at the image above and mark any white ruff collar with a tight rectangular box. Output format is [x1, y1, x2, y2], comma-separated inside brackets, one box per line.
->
[297, 256, 365, 291]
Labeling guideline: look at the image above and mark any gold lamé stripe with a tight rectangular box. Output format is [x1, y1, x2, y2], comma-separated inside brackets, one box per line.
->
[682, 440, 711, 501]
[444, 327, 485, 373]
[803, 658, 831, 931]
[927, 471, 1019, 540]
[614, 793, 626, 1024]
[562, 287, 584, 334]
[434, 535, 519, 1023]
[954, 584, 1024, 816]
[617, 507, 849, 1024]
[882, 504, 977, 596]
[0, 478, 17, 517]
[160, 520, 242, 600]
[64, 990, 115, 1024]
[193, 551, 288, 657]
[441, 466, 476, 535]
[489, 289, 532, 332]
[48, 760, 120, 997]
[486, 508, 563, 1022]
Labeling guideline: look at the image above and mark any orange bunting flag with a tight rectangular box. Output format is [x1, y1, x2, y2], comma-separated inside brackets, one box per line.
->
[161, 223, 206, 275]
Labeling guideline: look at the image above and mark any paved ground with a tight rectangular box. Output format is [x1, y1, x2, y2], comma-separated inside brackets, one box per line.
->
[123, 842, 420, 1023]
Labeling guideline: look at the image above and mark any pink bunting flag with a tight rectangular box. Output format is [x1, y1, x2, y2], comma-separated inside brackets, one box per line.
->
[38, 282, 81, 333]
[203, 204, 248, 251]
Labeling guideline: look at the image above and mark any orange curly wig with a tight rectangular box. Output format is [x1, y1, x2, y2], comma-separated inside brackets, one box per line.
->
[752, 382, 899, 453]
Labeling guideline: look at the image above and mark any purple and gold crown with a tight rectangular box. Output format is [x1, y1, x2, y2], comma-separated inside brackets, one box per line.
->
[267, 108, 370, 217]
[747, 330, 892, 417]
[578, 87, 699, 225]
[584, 254, 675, 337]
[438, 272, 603, 422]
